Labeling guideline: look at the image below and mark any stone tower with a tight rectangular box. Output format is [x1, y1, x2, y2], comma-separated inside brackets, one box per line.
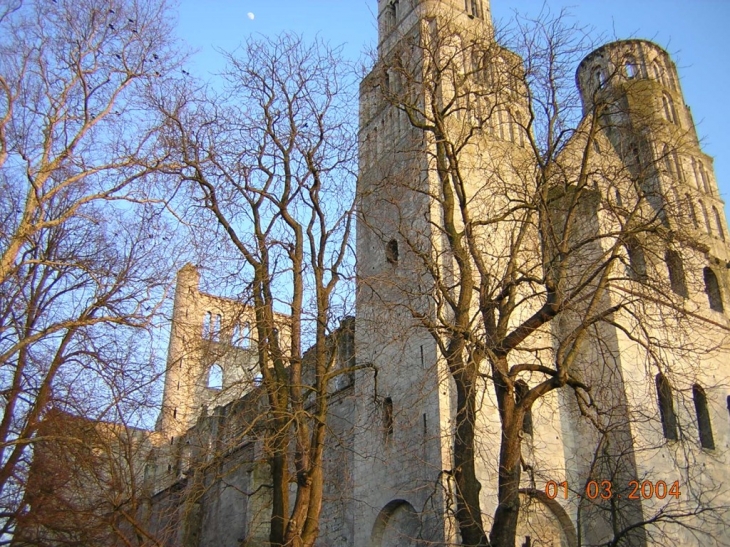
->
[354, 1, 561, 545]
[156, 265, 259, 441]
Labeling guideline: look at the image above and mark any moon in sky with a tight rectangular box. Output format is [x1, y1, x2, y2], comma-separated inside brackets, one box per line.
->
[247, 12, 255, 20]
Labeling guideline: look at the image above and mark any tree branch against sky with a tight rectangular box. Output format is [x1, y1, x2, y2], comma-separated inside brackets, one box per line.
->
[0, 0, 185, 540]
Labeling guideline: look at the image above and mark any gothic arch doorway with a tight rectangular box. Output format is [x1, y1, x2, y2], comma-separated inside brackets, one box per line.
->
[370, 499, 425, 547]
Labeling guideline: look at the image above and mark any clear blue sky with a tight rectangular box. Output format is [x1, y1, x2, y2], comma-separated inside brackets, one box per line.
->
[176, 1, 730, 210]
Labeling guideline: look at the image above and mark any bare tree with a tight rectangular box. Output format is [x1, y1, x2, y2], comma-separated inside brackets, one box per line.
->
[158, 34, 358, 547]
[359, 6, 729, 547]
[0, 0, 184, 541]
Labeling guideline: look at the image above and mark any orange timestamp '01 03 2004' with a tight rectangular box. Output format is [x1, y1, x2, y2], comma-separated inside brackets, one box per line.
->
[545, 480, 681, 501]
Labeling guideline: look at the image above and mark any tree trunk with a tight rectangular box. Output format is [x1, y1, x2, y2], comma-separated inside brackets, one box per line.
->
[453, 367, 490, 547]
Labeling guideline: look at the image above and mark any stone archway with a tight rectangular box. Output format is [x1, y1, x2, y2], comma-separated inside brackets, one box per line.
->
[517, 488, 578, 547]
[370, 499, 424, 547]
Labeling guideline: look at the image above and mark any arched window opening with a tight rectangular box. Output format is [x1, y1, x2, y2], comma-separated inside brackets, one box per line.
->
[661, 93, 677, 124]
[515, 381, 533, 436]
[672, 152, 684, 182]
[699, 201, 712, 235]
[203, 311, 212, 338]
[626, 238, 647, 280]
[385, 239, 399, 264]
[592, 66, 605, 89]
[624, 56, 639, 79]
[713, 207, 725, 241]
[693, 384, 715, 449]
[699, 163, 711, 194]
[467, 0, 482, 19]
[208, 364, 224, 390]
[704, 267, 724, 312]
[652, 60, 666, 86]
[656, 373, 678, 441]
[384, 2, 396, 32]
[383, 397, 394, 440]
[726, 395, 730, 424]
[665, 250, 687, 297]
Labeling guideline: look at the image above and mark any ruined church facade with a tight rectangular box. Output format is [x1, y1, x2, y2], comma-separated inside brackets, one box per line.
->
[146, 1, 730, 546]
[19, 1, 730, 546]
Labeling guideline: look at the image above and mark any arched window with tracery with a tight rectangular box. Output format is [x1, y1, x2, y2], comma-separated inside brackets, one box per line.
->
[693, 384, 715, 449]
[656, 373, 678, 441]
[704, 267, 724, 312]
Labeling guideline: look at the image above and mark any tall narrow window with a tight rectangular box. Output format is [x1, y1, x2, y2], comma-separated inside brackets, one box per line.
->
[208, 363, 224, 390]
[656, 373, 678, 441]
[593, 66, 605, 89]
[626, 237, 647, 280]
[624, 56, 639, 79]
[384, 2, 396, 32]
[713, 206, 725, 241]
[699, 163, 711, 194]
[726, 395, 730, 424]
[704, 267, 724, 312]
[693, 384, 715, 449]
[466, 0, 482, 19]
[383, 397, 394, 440]
[385, 239, 399, 264]
[661, 93, 677, 124]
[652, 60, 666, 86]
[515, 381, 533, 436]
[665, 250, 687, 297]
[672, 152, 684, 182]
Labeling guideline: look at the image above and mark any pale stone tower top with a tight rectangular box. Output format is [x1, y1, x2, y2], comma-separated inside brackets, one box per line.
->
[376, 0, 493, 55]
